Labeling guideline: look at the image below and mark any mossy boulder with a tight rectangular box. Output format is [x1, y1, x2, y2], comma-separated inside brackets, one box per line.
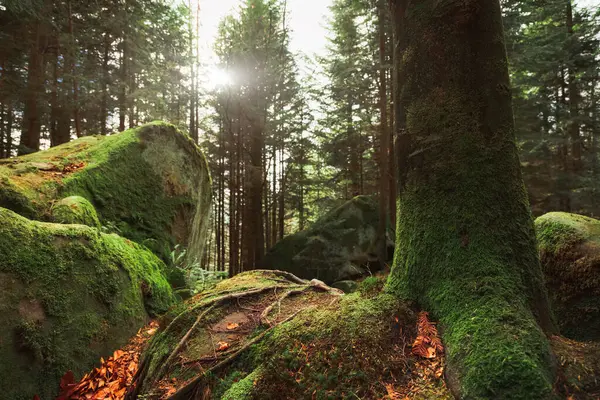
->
[0, 207, 175, 400]
[0, 122, 212, 261]
[260, 196, 393, 284]
[536, 212, 600, 340]
[51, 195, 101, 227]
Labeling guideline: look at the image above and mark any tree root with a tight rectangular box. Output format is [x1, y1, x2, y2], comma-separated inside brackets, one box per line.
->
[254, 269, 309, 285]
[154, 304, 217, 384]
[167, 307, 314, 400]
[140, 282, 311, 391]
[260, 286, 311, 326]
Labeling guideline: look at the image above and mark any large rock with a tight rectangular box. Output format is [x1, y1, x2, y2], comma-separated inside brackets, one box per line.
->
[0, 207, 175, 400]
[536, 212, 600, 340]
[260, 196, 393, 284]
[0, 122, 212, 262]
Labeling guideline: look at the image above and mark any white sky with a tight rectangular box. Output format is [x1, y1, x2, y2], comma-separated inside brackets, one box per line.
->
[196, 0, 333, 65]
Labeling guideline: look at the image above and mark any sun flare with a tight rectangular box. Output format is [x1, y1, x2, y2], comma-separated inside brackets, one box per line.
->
[205, 67, 233, 89]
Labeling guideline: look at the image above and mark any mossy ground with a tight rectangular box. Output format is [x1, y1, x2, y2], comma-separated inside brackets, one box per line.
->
[0, 122, 211, 262]
[135, 271, 452, 400]
[0, 207, 174, 400]
[536, 212, 600, 341]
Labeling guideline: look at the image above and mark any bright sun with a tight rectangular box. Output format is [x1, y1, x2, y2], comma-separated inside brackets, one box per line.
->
[205, 67, 233, 90]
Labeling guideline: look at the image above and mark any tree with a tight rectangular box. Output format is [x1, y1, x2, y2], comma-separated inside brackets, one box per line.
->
[387, 0, 556, 398]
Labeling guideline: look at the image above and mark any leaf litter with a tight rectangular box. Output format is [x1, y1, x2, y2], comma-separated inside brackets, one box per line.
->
[54, 320, 159, 400]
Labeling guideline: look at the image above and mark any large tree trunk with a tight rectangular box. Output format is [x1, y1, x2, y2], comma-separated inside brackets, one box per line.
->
[387, 1, 557, 398]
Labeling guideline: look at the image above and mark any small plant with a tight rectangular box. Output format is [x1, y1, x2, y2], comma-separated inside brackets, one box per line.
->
[169, 245, 227, 293]
[100, 221, 121, 235]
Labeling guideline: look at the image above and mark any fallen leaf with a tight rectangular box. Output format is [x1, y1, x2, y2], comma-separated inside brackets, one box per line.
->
[226, 322, 240, 330]
[216, 341, 230, 352]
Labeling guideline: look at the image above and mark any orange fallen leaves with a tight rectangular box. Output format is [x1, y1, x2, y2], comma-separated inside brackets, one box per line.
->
[62, 162, 86, 174]
[412, 312, 443, 359]
[55, 321, 159, 400]
[226, 322, 240, 330]
[216, 341, 230, 352]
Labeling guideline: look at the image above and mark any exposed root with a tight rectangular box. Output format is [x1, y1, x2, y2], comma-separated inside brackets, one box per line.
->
[154, 304, 217, 384]
[254, 269, 309, 285]
[260, 286, 311, 326]
[167, 307, 314, 400]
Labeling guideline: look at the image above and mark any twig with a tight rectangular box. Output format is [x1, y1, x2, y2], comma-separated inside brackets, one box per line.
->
[167, 307, 314, 400]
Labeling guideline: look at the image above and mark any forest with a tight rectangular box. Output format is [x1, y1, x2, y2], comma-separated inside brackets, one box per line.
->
[0, 0, 599, 399]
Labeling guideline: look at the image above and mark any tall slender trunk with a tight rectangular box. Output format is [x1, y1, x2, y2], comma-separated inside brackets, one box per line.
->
[67, 0, 81, 138]
[566, 0, 582, 172]
[6, 100, 13, 157]
[388, 0, 555, 398]
[100, 33, 110, 136]
[348, 100, 360, 196]
[119, 4, 128, 132]
[189, 0, 197, 142]
[0, 102, 4, 159]
[377, 0, 390, 262]
[278, 145, 285, 239]
[0, 56, 5, 158]
[50, 40, 59, 145]
[20, 20, 45, 154]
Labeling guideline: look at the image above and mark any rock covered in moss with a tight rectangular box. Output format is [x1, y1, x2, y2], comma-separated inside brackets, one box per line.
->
[0, 207, 175, 400]
[536, 212, 600, 340]
[261, 196, 393, 284]
[332, 280, 359, 293]
[0, 122, 212, 261]
[131, 270, 446, 400]
[51, 196, 101, 227]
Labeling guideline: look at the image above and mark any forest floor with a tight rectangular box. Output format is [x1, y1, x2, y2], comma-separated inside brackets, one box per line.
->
[52, 272, 600, 400]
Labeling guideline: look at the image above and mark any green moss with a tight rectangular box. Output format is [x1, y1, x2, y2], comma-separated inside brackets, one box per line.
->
[221, 367, 263, 400]
[51, 196, 101, 227]
[0, 122, 212, 262]
[0, 207, 174, 400]
[249, 293, 415, 399]
[536, 212, 600, 341]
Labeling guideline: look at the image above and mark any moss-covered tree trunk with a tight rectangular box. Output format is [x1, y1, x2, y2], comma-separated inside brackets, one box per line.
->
[387, 1, 557, 398]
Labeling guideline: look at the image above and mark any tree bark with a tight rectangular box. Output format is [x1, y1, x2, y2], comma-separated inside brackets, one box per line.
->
[377, 0, 390, 262]
[67, 0, 81, 138]
[100, 32, 110, 136]
[387, 1, 556, 398]
[566, 0, 582, 173]
[20, 20, 45, 154]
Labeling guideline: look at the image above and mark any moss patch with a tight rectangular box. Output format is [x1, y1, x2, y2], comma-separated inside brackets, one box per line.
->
[536, 212, 600, 341]
[0, 207, 174, 400]
[51, 196, 101, 227]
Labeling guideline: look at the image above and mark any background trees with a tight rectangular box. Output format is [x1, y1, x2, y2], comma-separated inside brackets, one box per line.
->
[1, 0, 599, 276]
[0, 0, 192, 155]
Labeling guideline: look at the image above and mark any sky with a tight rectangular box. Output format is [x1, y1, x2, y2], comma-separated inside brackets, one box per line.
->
[197, 0, 333, 65]
[194, 0, 599, 87]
